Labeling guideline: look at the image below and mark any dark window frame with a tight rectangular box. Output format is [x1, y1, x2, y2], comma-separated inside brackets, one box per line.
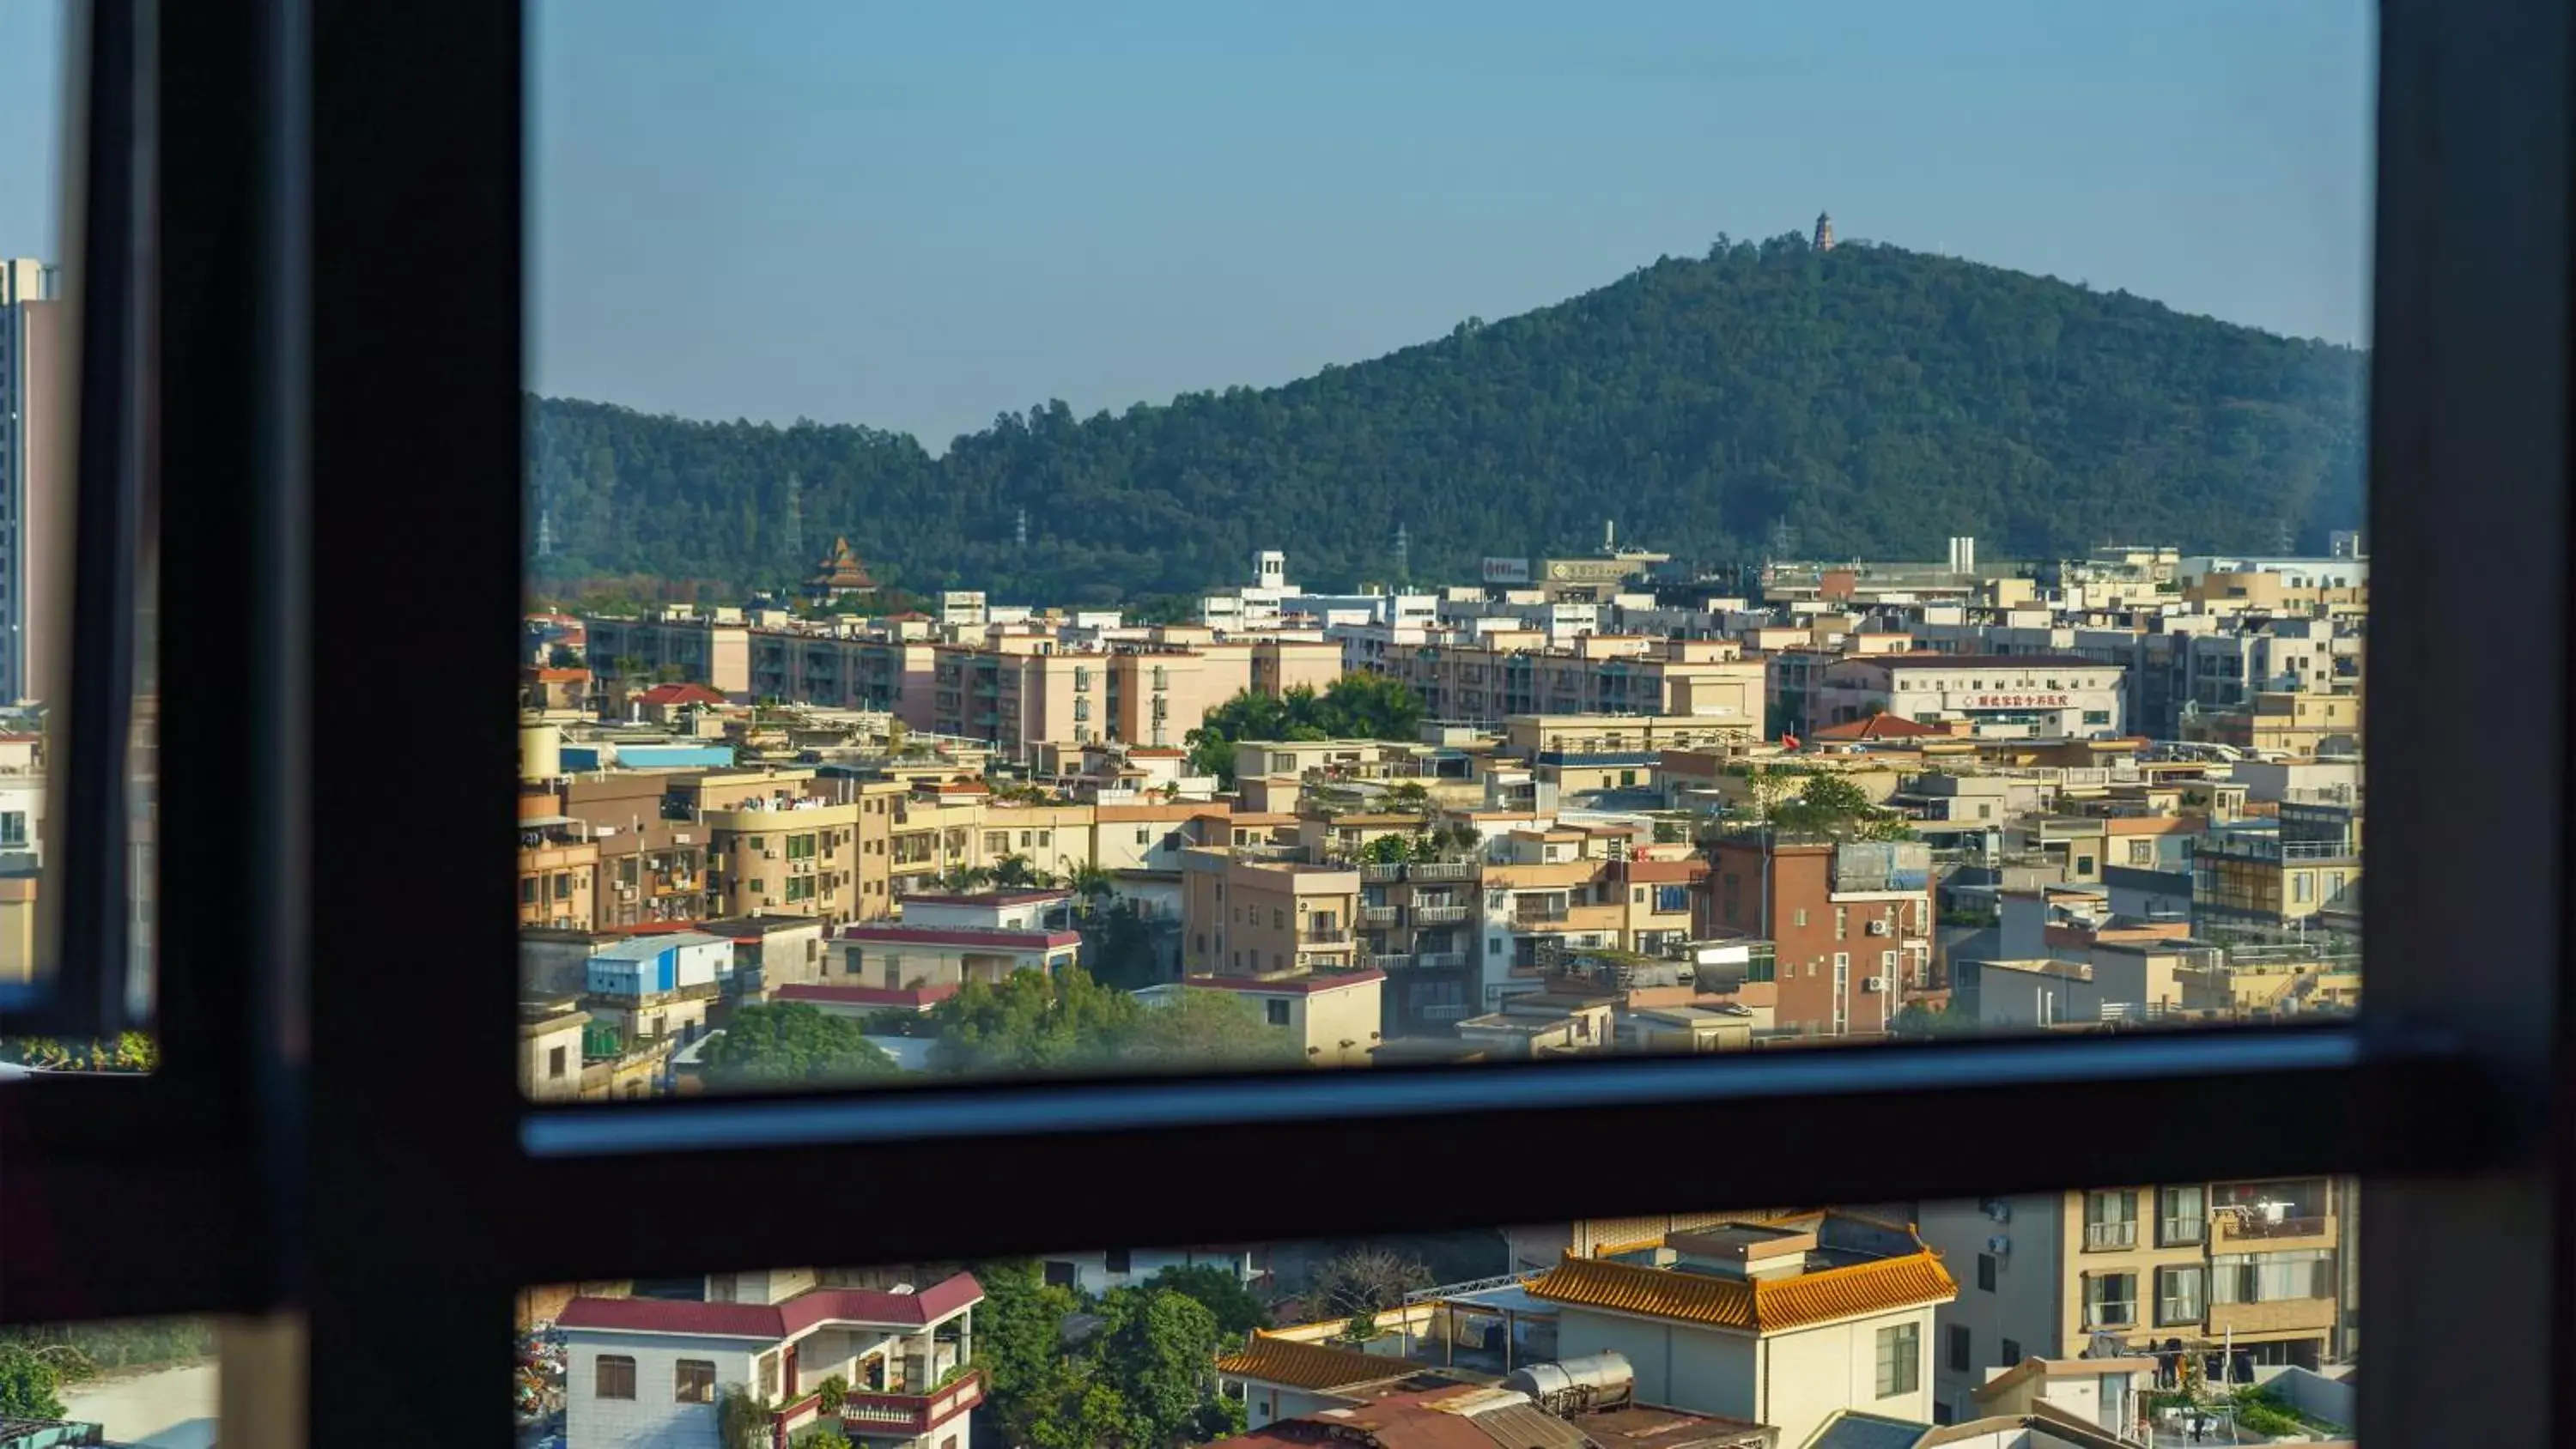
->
[0, 2, 2561, 1447]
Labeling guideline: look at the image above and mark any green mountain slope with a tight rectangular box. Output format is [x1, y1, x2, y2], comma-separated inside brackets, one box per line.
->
[526, 233, 2366, 603]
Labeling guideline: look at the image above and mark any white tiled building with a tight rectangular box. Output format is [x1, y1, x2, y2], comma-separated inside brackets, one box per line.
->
[557, 1270, 981, 1449]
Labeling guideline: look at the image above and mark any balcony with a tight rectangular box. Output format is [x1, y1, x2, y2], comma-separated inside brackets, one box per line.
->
[1411, 903, 1473, 925]
[1514, 909, 1570, 927]
[819, 1371, 983, 1438]
[1360, 953, 1416, 971]
[1414, 1002, 1472, 1022]
[1301, 927, 1352, 946]
[1361, 863, 1406, 883]
[2083, 1222, 2139, 1251]
[2082, 1301, 2137, 1330]
[1415, 950, 1470, 969]
[1360, 905, 1402, 927]
[2206, 1297, 2336, 1337]
[1408, 861, 1477, 882]
[2213, 1211, 2332, 1245]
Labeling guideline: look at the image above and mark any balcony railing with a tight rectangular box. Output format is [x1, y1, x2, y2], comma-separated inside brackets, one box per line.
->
[2214, 1211, 2330, 1243]
[1300, 927, 1352, 946]
[2083, 1221, 2139, 1250]
[1411, 903, 1473, 925]
[1360, 863, 1406, 883]
[1359, 953, 1415, 972]
[2158, 1297, 2204, 1326]
[1414, 1002, 1472, 1022]
[1360, 905, 1402, 926]
[2083, 1301, 2137, 1329]
[2158, 1216, 2207, 1246]
[1409, 860, 1477, 882]
[835, 1371, 984, 1436]
[1515, 909, 1570, 926]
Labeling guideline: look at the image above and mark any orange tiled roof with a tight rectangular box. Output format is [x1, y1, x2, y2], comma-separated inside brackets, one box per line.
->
[1214, 1335, 1411, 1391]
[1528, 1250, 1955, 1333]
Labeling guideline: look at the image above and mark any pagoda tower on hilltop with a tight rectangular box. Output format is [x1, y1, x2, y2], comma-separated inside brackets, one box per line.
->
[1814, 211, 1836, 252]
[805, 536, 878, 606]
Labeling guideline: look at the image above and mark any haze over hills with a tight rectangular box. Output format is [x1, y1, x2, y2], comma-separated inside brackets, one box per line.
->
[525, 232, 2366, 604]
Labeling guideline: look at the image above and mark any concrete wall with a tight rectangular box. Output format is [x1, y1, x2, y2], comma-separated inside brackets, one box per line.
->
[1546, 1308, 1756, 1421]
[1759, 1307, 1936, 1449]
[1920, 1195, 2066, 1424]
[564, 1330, 756, 1449]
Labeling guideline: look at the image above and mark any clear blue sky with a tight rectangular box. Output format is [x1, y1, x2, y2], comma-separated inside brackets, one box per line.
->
[3, 1, 2375, 448]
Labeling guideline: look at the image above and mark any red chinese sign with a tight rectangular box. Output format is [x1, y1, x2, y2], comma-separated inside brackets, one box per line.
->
[1959, 693, 2071, 710]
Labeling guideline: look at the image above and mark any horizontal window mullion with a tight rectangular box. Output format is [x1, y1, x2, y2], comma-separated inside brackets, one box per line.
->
[503, 1028, 2488, 1287]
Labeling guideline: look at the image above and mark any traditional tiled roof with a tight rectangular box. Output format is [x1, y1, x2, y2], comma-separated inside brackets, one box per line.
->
[1812, 713, 1946, 741]
[636, 682, 726, 707]
[556, 1272, 981, 1341]
[1527, 1250, 1954, 1333]
[1214, 1335, 1411, 1391]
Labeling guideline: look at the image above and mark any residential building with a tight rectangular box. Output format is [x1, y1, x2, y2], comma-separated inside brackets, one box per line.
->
[697, 915, 829, 998]
[0, 258, 66, 703]
[1355, 856, 1484, 1034]
[690, 774, 864, 923]
[1810, 655, 2127, 741]
[1526, 1215, 1958, 1449]
[584, 609, 753, 699]
[828, 891, 1082, 992]
[2190, 823, 2361, 931]
[1135, 968, 1386, 1067]
[1917, 1179, 2351, 1424]
[1182, 853, 1362, 978]
[1703, 832, 1932, 1038]
[558, 1270, 982, 1449]
[519, 997, 588, 1103]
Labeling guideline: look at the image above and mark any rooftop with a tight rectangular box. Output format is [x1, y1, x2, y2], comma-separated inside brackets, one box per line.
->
[1526, 1246, 1954, 1333]
[556, 1272, 981, 1341]
[1216, 1336, 1413, 1391]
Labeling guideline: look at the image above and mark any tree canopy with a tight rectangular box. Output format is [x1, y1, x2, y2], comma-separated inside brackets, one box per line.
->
[0, 1345, 64, 1422]
[921, 967, 1302, 1076]
[1185, 676, 1426, 782]
[526, 236, 2363, 603]
[973, 1261, 1246, 1449]
[701, 1002, 899, 1088]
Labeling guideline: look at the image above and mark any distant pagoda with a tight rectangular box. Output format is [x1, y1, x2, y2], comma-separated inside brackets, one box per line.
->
[1814, 211, 1836, 252]
[805, 535, 878, 605]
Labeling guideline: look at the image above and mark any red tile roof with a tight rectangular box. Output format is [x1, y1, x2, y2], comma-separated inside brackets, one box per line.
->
[637, 682, 726, 706]
[556, 1273, 981, 1340]
[1812, 713, 1947, 742]
[1214, 1336, 1413, 1391]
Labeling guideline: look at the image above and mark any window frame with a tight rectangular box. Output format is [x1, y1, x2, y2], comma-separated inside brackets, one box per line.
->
[0, 2, 2562, 1447]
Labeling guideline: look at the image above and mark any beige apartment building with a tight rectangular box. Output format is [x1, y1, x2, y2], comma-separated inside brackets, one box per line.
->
[1139, 970, 1384, 1068]
[1181, 852, 1361, 977]
[1919, 1179, 2349, 1425]
[585, 612, 753, 699]
[2183, 688, 2364, 756]
[744, 630, 939, 729]
[687, 771, 863, 923]
[1364, 634, 1764, 727]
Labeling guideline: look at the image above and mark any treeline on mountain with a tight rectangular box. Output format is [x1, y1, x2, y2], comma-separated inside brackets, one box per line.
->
[526, 233, 2366, 604]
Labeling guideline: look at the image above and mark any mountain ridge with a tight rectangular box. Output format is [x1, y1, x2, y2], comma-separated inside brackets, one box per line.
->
[526, 232, 2366, 603]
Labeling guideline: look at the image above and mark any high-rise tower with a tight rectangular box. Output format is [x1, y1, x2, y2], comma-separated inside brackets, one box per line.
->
[0, 258, 66, 704]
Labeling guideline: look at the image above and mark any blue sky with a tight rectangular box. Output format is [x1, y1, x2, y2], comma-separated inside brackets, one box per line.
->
[4, 1, 2374, 447]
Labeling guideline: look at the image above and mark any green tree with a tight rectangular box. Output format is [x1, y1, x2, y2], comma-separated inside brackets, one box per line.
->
[1122, 989, 1303, 1070]
[973, 1261, 1084, 1428]
[1083, 902, 1165, 992]
[1139, 1264, 1269, 1343]
[1096, 1288, 1225, 1447]
[792, 1429, 854, 1449]
[1063, 861, 1118, 915]
[0, 1344, 64, 1421]
[702, 1002, 900, 1088]
[991, 854, 1044, 888]
[924, 967, 1145, 1076]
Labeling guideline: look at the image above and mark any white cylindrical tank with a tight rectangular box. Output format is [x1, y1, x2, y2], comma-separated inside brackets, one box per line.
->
[1504, 1351, 1633, 1406]
[519, 722, 562, 782]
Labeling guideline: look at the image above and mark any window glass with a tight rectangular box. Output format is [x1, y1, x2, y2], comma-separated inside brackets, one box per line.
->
[523, 3, 2372, 1095]
[0, 0, 160, 1070]
[524, 1187, 2357, 1446]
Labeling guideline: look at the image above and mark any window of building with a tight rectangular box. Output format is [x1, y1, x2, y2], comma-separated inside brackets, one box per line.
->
[1266, 1000, 1290, 1026]
[2084, 1190, 2138, 1248]
[519, 876, 537, 905]
[2084, 1272, 2137, 1328]
[595, 1355, 637, 1400]
[675, 1359, 716, 1403]
[2001, 1340, 2022, 1371]
[2158, 1264, 2207, 1325]
[2159, 1185, 2206, 1246]
[758, 1352, 780, 1401]
[2210, 1250, 2335, 1304]
[1946, 1324, 1970, 1373]
[1976, 1253, 1996, 1292]
[547, 1046, 565, 1080]
[1874, 1323, 1919, 1397]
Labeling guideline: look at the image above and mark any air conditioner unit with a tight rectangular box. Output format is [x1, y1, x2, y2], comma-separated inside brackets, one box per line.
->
[1862, 975, 1887, 993]
[1984, 1199, 2012, 1222]
[1867, 919, 1892, 936]
[1987, 1235, 2012, 1257]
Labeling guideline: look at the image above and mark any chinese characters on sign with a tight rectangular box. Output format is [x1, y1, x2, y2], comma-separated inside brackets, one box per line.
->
[1958, 693, 2073, 710]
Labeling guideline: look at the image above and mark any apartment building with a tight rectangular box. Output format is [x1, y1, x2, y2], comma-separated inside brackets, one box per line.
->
[926, 638, 1264, 756]
[829, 891, 1082, 992]
[1811, 654, 2127, 742]
[2190, 822, 2360, 931]
[689, 773, 865, 924]
[584, 610, 754, 699]
[0, 258, 66, 703]
[1355, 857, 1482, 1034]
[1181, 852, 1361, 977]
[1703, 833, 1932, 1039]
[1918, 1179, 2349, 1424]
[744, 629, 939, 728]
[560, 773, 713, 928]
[558, 1270, 982, 1449]
[1528, 1216, 1958, 1448]
[1363, 634, 1765, 728]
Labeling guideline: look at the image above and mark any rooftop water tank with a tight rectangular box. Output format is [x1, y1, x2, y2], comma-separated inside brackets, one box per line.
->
[1503, 1351, 1634, 1409]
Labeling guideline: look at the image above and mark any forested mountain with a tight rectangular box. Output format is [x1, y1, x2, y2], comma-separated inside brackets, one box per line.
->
[525, 233, 2366, 604]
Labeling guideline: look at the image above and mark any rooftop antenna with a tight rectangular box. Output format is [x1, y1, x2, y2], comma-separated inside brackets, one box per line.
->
[1016, 507, 1029, 549]
[1604, 518, 1617, 554]
[1392, 521, 1410, 585]
[535, 506, 554, 561]
[780, 471, 805, 563]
